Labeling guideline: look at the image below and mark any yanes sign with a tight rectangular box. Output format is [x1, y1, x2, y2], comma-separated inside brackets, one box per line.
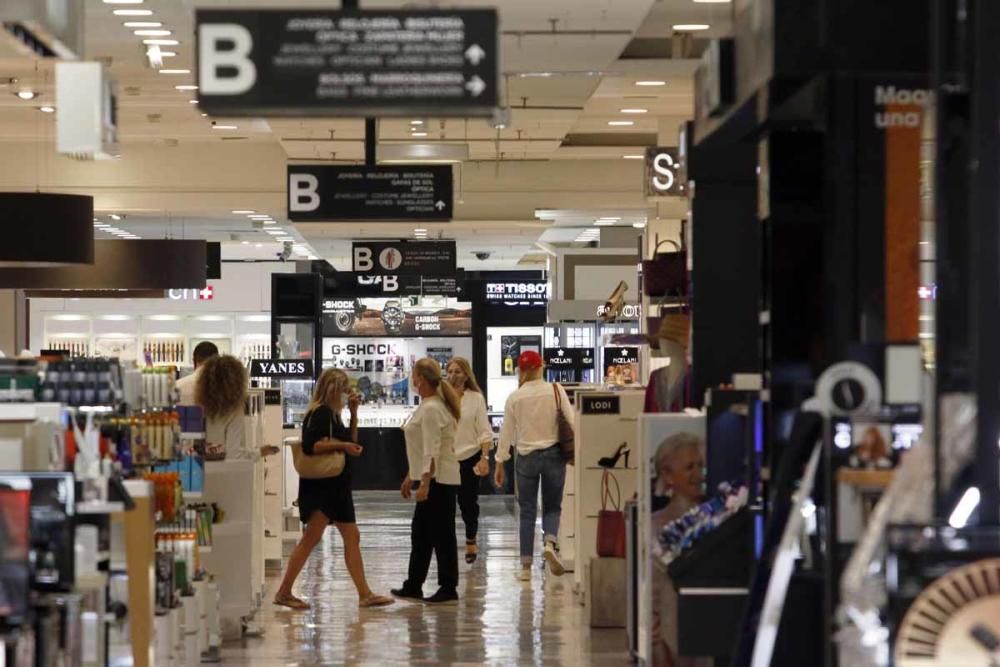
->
[249, 359, 314, 378]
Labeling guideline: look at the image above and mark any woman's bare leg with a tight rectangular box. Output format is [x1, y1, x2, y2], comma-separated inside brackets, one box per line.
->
[335, 522, 372, 598]
[277, 512, 328, 596]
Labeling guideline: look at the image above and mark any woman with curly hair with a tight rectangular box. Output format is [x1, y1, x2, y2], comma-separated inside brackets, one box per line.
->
[196, 355, 277, 461]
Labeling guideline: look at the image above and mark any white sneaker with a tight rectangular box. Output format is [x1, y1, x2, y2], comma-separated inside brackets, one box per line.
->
[518, 565, 532, 582]
[543, 544, 565, 576]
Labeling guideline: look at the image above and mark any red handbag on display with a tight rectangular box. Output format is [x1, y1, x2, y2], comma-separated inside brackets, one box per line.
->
[596, 469, 626, 558]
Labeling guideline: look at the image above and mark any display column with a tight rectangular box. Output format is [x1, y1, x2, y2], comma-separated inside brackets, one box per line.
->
[0, 289, 26, 356]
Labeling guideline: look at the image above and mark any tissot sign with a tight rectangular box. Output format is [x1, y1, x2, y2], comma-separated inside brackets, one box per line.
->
[249, 359, 313, 378]
[644, 147, 685, 198]
[484, 282, 548, 307]
[196, 8, 498, 117]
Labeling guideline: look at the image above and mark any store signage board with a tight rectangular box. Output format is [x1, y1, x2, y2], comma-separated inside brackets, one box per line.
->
[485, 281, 548, 307]
[196, 9, 499, 117]
[581, 395, 621, 416]
[322, 297, 471, 337]
[352, 241, 456, 276]
[543, 347, 595, 370]
[249, 359, 314, 378]
[288, 165, 453, 222]
[644, 147, 685, 198]
[603, 346, 639, 365]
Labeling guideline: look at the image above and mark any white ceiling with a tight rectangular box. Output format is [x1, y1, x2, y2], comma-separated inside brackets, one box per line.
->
[0, 0, 728, 268]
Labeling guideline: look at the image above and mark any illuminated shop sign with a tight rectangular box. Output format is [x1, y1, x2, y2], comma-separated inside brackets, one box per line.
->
[168, 286, 214, 301]
[596, 302, 641, 320]
[249, 359, 313, 378]
[543, 347, 595, 369]
[485, 281, 548, 306]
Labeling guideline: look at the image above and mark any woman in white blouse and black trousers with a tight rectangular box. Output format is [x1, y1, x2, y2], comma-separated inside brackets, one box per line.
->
[392, 358, 462, 605]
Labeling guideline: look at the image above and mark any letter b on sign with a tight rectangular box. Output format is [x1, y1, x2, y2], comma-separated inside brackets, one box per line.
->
[354, 247, 373, 272]
[289, 174, 320, 212]
[199, 24, 257, 95]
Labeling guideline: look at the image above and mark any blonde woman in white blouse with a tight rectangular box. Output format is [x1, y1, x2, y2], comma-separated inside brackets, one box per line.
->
[391, 358, 462, 605]
[445, 357, 493, 564]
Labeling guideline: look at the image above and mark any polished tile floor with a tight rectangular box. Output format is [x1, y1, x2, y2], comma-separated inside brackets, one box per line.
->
[220, 492, 630, 666]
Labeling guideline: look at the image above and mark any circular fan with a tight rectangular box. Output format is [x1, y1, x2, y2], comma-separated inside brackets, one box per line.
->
[896, 557, 1000, 666]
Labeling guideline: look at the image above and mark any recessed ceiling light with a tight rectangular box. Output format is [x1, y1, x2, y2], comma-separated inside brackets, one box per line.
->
[158, 69, 190, 74]
[212, 124, 237, 130]
[124, 21, 161, 28]
[114, 9, 152, 15]
[410, 120, 424, 125]
[38, 106, 55, 113]
[620, 108, 648, 114]
[635, 80, 666, 87]
[414, 228, 427, 232]
[597, 216, 621, 221]
[265, 230, 284, 235]
[241, 241, 249, 245]
[693, 0, 730, 3]
[673, 24, 710, 31]
[103, 0, 144, 4]
[15, 90, 37, 100]
[249, 214, 271, 219]
[632, 222, 648, 228]
[594, 221, 616, 226]
[623, 154, 643, 159]
[232, 210, 255, 214]
[109, 214, 122, 220]
[189, 100, 198, 104]
[158, 51, 176, 57]
[143, 39, 179, 46]
[255, 243, 262, 248]
[411, 131, 428, 137]
[276, 237, 294, 242]
[174, 84, 198, 91]
[200, 113, 207, 117]
[133, 29, 172, 36]
[262, 220, 276, 225]
[608, 121, 634, 126]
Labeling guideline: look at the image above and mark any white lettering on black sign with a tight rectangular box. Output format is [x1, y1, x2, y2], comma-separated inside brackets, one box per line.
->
[874, 85, 930, 129]
[581, 395, 621, 415]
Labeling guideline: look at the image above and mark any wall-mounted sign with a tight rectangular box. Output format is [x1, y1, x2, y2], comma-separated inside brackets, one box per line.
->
[596, 302, 641, 320]
[603, 346, 639, 384]
[249, 359, 314, 378]
[168, 286, 214, 301]
[543, 347, 595, 370]
[288, 165, 453, 222]
[322, 297, 471, 337]
[324, 271, 460, 297]
[645, 147, 685, 198]
[603, 346, 639, 366]
[196, 8, 499, 117]
[352, 241, 455, 276]
[581, 395, 621, 416]
[485, 281, 548, 307]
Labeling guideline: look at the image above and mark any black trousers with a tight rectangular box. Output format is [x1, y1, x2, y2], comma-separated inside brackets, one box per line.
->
[405, 480, 459, 592]
[458, 453, 481, 542]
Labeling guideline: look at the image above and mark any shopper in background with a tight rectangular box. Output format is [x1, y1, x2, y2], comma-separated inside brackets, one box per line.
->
[495, 350, 571, 581]
[650, 433, 708, 667]
[197, 355, 278, 461]
[274, 368, 393, 610]
[445, 357, 493, 565]
[175, 341, 219, 405]
[392, 358, 462, 604]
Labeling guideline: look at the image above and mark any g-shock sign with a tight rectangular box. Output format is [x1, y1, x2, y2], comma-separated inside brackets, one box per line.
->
[329, 343, 399, 356]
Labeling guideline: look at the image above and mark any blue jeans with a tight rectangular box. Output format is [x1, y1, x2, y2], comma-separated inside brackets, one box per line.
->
[515, 445, 567, 564]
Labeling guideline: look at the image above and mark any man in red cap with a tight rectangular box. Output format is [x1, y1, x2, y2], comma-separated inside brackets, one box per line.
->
[494, 350, 573, 581]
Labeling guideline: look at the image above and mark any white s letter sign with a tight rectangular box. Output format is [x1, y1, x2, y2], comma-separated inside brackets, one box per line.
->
[199, 24, 257, 95]
[289, 174, 320, 212]
[652, 153, 676, 192]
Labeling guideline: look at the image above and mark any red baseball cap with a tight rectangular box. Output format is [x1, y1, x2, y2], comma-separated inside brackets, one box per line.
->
[517, 350, 544, 370]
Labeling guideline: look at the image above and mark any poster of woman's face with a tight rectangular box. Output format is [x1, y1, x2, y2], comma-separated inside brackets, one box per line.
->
[637, 414, 706, 667]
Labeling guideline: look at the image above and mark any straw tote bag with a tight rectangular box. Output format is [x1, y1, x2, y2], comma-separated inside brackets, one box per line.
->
[290, 410, 346, 479]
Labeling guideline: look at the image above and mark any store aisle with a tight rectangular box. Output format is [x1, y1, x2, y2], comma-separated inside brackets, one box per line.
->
[220, 492, 629, 666]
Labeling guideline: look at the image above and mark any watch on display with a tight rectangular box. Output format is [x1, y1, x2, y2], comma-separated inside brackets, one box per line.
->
[381, 300, 405, 334]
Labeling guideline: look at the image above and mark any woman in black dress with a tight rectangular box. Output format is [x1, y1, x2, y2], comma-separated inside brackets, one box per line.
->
[274, 368, 393, 609]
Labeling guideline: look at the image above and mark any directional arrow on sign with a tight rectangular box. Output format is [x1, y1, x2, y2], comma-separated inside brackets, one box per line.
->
[465, 44, 486, 66]
[435, 200, 447, 211]
[465, 76, 486, 97]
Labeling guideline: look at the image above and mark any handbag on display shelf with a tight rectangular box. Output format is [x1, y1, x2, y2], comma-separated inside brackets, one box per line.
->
[289, 410, 346, 479]
[552, 383, 576, 466]
[641, 239, 687, 297]
[597, 469, 626, 558]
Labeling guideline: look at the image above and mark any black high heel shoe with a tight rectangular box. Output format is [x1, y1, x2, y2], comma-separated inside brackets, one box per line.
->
[598, 442, 630, 469]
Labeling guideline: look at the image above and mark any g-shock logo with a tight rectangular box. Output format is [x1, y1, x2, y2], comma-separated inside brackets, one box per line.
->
[330, 343, 397, 356]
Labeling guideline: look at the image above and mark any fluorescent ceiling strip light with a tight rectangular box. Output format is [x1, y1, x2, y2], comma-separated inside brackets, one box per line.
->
[158, 69, 190, 75]
[608, 121, 634, 127]
[143, 39, 179, 46]
[635, 80, 666, 86]
[174, 84, 198, 91]
[114, 9, 153, 15]
[673, 24, 710, 30]
[134, 29, 172, 36]
[232, 210, 255, 214]
[124, 21, 161, 27]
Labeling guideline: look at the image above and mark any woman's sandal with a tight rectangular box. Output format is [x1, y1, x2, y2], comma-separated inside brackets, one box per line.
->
[273, 593, 310, 610]
[465, 539, 478, 565]
[358, 593, 394, 608]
